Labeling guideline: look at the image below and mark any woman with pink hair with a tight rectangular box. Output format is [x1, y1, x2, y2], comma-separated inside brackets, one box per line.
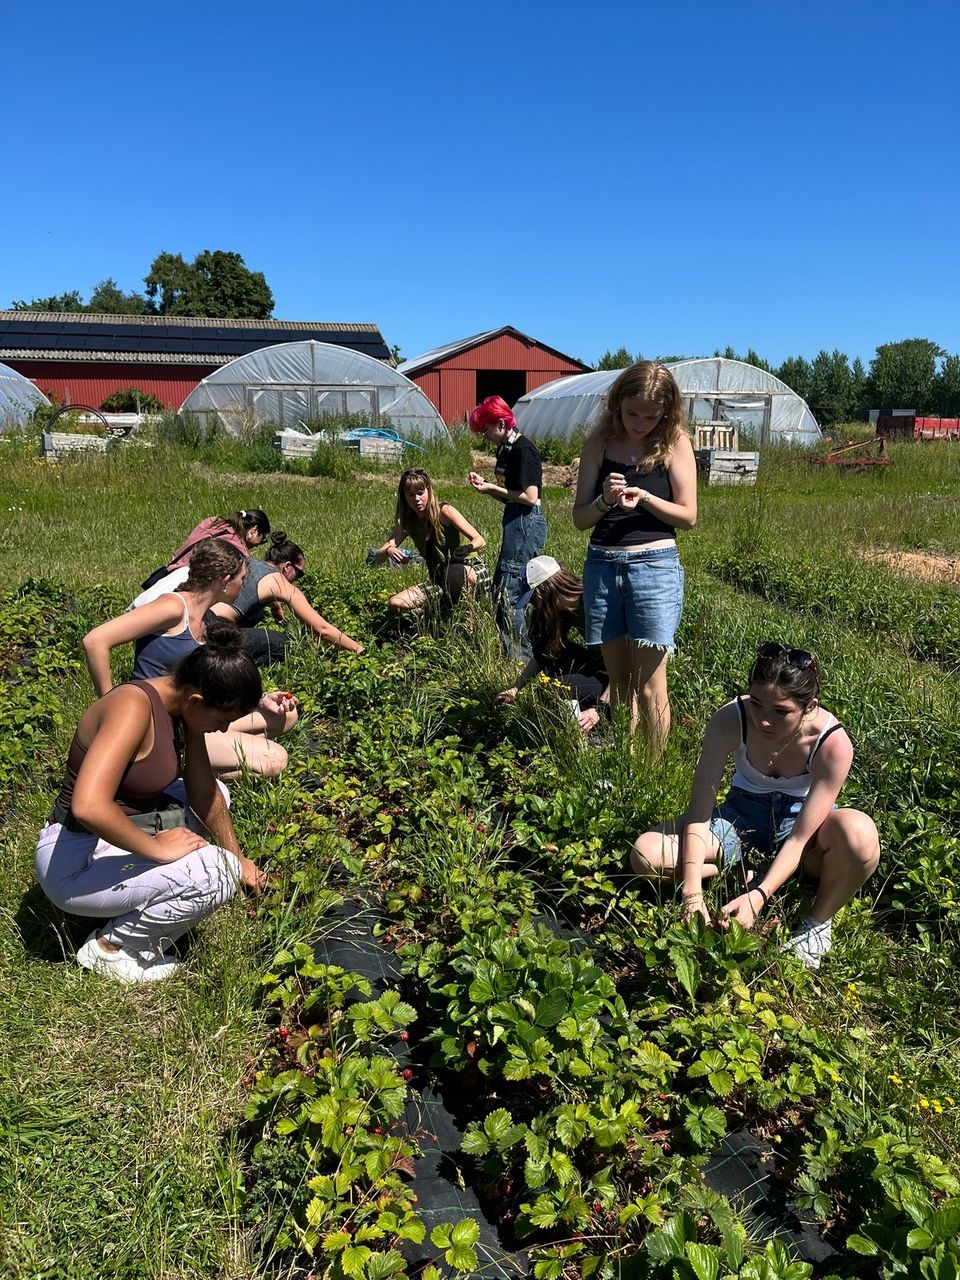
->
[468, 394, 546, 652]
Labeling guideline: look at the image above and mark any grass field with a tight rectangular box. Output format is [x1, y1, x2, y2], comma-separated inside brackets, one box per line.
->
[1, 431, 959, 1279]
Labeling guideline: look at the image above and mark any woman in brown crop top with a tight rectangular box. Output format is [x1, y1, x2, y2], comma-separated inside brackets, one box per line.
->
[573, 362, 697, 753]
[35, 624, 268, 984]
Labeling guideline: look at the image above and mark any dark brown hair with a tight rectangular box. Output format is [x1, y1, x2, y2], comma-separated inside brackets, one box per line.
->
[748, 645, 822, 710]
[264, 531, 305, 567]
[527, 569, 584, 660]
[173, 620, 262, 711]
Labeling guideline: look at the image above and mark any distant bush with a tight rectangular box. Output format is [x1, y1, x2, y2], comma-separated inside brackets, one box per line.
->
[536, 428, 586, 466]
[100, 387, 164, 413]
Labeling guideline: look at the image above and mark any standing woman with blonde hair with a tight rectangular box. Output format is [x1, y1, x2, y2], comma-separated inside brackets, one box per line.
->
[572, 362, 697, 752]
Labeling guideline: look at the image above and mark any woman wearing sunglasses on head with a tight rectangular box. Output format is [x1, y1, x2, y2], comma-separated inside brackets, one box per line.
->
[210, 531, 364, 658]
[631, 642, 880, 968]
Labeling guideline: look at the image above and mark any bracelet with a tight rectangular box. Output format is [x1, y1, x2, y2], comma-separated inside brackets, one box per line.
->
[595, 493, 615, 513]
[751, 885, 769, 905]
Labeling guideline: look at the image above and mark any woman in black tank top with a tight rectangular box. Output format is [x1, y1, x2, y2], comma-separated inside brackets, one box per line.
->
[573, 362, 697, 753]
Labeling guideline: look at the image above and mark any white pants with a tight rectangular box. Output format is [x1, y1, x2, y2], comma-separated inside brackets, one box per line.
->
[35, 780, 242, 961]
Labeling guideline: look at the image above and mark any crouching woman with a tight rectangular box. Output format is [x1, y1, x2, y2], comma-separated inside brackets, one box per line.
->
[631, 642, 880, 968]
[35, 623, 267, 983]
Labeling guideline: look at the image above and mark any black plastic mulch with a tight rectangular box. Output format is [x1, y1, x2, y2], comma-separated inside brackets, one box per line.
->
[315, 890, 840, 1275]
[315, 892, 533, 1276]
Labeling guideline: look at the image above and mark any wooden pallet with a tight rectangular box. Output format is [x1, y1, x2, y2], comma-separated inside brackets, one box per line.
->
[695, 448, 759, 486]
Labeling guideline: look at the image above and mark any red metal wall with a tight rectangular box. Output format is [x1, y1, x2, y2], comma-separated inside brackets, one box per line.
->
[408, 334, 586, 423]
[8, 360, 211, 410]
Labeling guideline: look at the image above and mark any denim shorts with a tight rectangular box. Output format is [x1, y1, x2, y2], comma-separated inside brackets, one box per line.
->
[583, 543, 684, 648]
[710, 787, 833, 889]
[709, 786, 803, 868]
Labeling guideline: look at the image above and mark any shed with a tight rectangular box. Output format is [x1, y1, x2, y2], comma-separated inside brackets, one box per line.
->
[513, 358, 821, 447]
[398, 325, 590, 424]
[179, 340, 450, 442]
[0, 311, 390, 411]
[0, 359, 50, 428]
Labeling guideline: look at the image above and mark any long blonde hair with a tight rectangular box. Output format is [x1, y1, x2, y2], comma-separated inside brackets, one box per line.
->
[587, 361, 688, 470]
[395, 468, 443, 544]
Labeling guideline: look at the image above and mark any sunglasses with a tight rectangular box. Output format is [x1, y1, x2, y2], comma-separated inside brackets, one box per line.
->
[284, 561, 305, 581]
[756, 641, 815, 669]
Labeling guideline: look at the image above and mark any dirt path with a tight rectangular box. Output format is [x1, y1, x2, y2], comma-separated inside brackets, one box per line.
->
[861, 548, 960, 587]
[191, 453, 580, 490]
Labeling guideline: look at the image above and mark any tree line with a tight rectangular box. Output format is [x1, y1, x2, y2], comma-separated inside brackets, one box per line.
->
[10, 250, 274, 320]
[595, 340, 960, 423]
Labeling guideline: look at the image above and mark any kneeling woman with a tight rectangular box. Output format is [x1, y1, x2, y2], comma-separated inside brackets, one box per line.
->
[494, 556, 610, 736]
[631, 643, 880, 968]
[36, 624, 267, 983]
[83, 541, 296, 779]
[373, 468, 487, 613]
[211, 530, 364, 662]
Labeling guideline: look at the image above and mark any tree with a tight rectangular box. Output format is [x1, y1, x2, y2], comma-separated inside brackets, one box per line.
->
[933, 353, 960, 416]
[866, 338, 943, 413]
[775, 356, 814, 404]
[850, 357, 868, 417]
[144, 249, 274, 318]
[595, 346, 638, 370]
[808, 349, 856, 425]
[87, 277, 149, 315]
[11, 290, 85, 312]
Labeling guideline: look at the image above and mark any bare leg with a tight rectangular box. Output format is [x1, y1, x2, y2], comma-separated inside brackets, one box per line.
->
[632, 820, 723, 880]
[600, 637, 638, 731]
[228, 706, 298, 737]
[388, 585, 429, 613]
[800, 809, 880, 922]
[204, 731, 289, 780]
[632, 645, 671, 757]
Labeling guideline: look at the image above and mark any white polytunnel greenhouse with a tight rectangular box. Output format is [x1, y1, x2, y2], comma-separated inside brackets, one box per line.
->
[514, 358, 821, 447]
[0, 360, 50, 428]
[179, 340, 450, 442]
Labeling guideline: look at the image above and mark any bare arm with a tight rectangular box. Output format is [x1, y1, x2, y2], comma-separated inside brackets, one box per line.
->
[263, 578, 364, 653]
[372, 522, 409, 566]
[467, 475, 539, 508]
[620, 434, 698, 530]
[442, 505, 486, 557]
[181, 727, 265, 892]
[69, 688, 207, 863]
[572, 439, 620, 531]
[494, 655, 541, 704]
[721, 730, 853, 929]
[680, 703, 740, 903]
[82, 595, 188, 696]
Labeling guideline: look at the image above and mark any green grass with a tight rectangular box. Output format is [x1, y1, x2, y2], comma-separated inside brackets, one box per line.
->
[3, 437, 960, 1276]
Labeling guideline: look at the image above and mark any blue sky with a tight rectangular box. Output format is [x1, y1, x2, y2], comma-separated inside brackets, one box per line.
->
[2, 0, 957, 367]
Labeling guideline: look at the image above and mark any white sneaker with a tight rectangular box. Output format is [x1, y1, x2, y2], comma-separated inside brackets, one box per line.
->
[76, 931, 181, 983]
[782, 917, 832, 970]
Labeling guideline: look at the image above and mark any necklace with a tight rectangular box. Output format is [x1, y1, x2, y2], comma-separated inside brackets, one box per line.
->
[762, 717, 806, 766]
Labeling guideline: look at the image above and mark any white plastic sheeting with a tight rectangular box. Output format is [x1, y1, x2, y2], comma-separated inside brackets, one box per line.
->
[0, 360, 50, 428]
[514, 359, 821, 446]
[180, 340, 450, 442]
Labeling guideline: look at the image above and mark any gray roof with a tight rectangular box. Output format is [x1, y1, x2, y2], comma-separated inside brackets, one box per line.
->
[0, 311, 380, 332]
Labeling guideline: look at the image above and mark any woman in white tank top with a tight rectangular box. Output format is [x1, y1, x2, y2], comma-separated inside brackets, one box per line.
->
[631, 642, 880, 968]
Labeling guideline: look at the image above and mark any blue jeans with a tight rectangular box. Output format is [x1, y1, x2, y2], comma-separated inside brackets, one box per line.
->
[493, 503, 547, 653]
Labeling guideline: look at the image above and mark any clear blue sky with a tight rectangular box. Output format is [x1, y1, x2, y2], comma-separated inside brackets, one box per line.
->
[3, 0, 957, 368]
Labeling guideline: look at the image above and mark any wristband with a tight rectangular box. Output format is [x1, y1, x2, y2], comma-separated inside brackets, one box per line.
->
[595, 493, 615, 513]
[752, 885, 768, 905]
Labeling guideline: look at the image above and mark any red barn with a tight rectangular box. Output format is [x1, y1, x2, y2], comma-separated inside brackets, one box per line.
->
[0, 311, 390, 410]
[398, 326, 590, 424]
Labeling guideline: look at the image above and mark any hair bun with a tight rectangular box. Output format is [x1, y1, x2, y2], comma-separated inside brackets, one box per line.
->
[271, 529, 289, 545]
[204, 619, 245, 657]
